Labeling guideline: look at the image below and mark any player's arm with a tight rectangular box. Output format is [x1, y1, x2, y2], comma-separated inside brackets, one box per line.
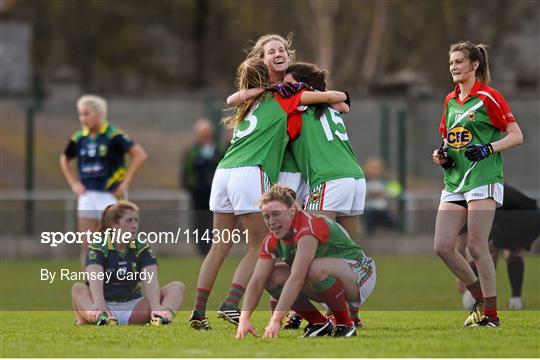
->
[299, 91, 347, 106]
[59, 152, 85, 197]
[140, 264, 161, 308]
[264, 236, 317, 338]
[227, 88, 266, 106]
[491, 122, 523, 152]
[113, 143, 147, 197]
[237, 258, 275, 339]
[330, 102, 350, 114]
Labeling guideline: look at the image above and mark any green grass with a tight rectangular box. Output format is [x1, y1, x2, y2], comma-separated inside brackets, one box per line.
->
[1, 257, 539, 357]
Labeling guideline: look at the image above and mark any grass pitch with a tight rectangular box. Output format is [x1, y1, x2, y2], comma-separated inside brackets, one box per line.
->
[1, 256, 539, 357]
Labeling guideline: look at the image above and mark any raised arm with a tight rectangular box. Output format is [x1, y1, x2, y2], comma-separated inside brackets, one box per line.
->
[263, 236, 318, 338]
[236, 258, 275, 339]
[299, 91, 347, 106]
[227, 88, 266, 106]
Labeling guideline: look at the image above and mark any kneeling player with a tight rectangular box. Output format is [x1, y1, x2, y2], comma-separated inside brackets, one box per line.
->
[71, 200, 185, 325]
[236, 185, 376, 338]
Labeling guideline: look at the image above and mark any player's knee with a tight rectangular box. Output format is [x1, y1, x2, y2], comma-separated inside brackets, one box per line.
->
[307, 260, 326, 283]
[169, 281, 186, 295]
[434, 243, 453, 258]
[467, 243, 484, 260]
[266, 271, 285, 289]
[71, 282, 88, 298]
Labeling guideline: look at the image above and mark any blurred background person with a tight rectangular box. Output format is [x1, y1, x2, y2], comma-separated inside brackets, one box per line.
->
[363, 157, 400, 235]
[180, 118, 226, 256]
[60, 95, 147, 267]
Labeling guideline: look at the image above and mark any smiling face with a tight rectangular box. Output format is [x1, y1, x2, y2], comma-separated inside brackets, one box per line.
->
[113, 209, 139, 239]
[449, 50, 478, 84]
[77, 102, 102, 131]
[261, 200, 295, 239]
[262, 40, 290, 80]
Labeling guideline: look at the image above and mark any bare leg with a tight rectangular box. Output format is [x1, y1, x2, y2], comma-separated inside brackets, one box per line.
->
[129, 281, 186, 324]
[434, 202, 477, 285]
[229, 213, 268, 288]
[71, 282, 97, 324]
[467, 199, 496, 297]
[195, 212, 237, 292]
[337, 215, 361, 242]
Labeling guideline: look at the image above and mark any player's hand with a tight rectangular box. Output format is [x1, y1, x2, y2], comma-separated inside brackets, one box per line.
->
[151, 310, 172, 323]
[268, 82, 310, 98]
[236, 320, 259, 339]
[465, 143, 493, 162]
[90, 304, 111, 322]
[433, 143, 455, 169]
[263, 319, 281, 338]
[113, 181, 129, 199]
[71, 181, 86, 197]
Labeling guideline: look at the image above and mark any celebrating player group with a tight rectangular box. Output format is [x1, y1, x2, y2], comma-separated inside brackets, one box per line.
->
[65, 34, 523, 335]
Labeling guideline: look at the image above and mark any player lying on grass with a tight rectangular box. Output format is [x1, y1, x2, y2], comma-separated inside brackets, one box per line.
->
[71, 200, 185, 325]
[236, 185, 376, 338]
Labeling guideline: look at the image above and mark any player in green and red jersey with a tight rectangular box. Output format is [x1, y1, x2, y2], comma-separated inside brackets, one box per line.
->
[432, 41, 523, 328]
[284, 63, 364, 244]
[189, 54, 348, 330]
[235, 185, 376, 339]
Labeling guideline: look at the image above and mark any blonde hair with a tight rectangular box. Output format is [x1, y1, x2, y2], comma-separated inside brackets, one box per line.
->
[222, 57, 271, 128]
[449, 41, 491, 84]
[259, 184, 297, 209]
[99, 200, 139, 232]
[77, 95, 107, 120]
[247, 33, 296, 62]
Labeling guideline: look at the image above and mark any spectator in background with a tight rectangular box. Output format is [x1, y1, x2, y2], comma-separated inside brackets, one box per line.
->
[60, 95, 147, 267]
[363, 157, 400, 235]
[180, 118, 226, 256]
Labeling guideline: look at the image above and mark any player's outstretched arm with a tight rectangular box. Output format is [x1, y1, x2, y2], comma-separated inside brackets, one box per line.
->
[264, 236, 317, 338]
[299, 91, 347, 106]
[227, 88, 266, 107]
[237, 258, 274, 339]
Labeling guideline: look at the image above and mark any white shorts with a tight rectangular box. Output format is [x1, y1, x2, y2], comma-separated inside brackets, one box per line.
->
[344, 257, 376, 306]
[441, 183, 504, 208]
[106, 296, 144, 325]
[278, 171, 309, 208]
[305, 178, 366, 216]
[78, 191, 117, 219]
[209, 166, 271, 215]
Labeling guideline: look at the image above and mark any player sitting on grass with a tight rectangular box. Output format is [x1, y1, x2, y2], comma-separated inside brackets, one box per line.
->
[71, 200, 185, 325]
[236, 185, 376, 338]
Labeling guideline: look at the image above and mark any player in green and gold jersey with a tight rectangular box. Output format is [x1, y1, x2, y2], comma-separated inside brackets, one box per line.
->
[432, 41, 523, 328]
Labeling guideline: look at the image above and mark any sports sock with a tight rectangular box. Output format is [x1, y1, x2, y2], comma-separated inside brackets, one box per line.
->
[506, 256, 524, 297]
[224, 283, 245, 308]
[194, 287, 210, 317]
[465, 279, 483, 302]
[482, 296, 498, 318]
[348, 302, 360, 324]
[312, 277, 352, 326]
[269, 296, 278, 312]
[267, 287, 327, 324]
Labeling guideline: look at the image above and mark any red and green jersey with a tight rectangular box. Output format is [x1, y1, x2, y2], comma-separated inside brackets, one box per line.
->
[439, 81, 516, 192]
[218, 92, 302, 184]
[290, 106, 364, 190]
[259, 211, 366, 265]
[280, 145, 300, 172]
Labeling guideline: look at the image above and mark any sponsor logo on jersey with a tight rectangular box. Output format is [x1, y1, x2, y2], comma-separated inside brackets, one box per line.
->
[99, 144, 107, 156]
[467, 111, 476, 121]
[446, 126, 472, 149]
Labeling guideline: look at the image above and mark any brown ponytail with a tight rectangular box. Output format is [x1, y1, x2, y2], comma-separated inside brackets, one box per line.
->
[99, 200, 139, 232]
